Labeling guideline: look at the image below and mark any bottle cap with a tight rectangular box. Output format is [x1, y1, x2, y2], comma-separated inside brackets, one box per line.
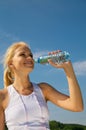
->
[34, 58, 38, 63]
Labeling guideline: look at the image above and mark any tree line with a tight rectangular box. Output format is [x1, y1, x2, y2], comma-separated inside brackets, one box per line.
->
[49, 120, 86, 130]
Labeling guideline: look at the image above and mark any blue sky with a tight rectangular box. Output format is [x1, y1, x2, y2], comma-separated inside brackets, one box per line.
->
[0, 0, 86, 125]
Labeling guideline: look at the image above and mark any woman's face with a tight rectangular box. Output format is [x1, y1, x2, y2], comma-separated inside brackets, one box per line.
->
[10, 45, 34, 74]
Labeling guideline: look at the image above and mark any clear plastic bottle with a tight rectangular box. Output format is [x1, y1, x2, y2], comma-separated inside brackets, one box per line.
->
[34, 51, 70, 64]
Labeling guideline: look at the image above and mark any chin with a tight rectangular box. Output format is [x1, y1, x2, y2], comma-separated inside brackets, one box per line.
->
[27, 67, 34, 73]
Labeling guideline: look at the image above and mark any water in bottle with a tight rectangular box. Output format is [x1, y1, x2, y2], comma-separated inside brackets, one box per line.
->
[34, 51, 70, 64]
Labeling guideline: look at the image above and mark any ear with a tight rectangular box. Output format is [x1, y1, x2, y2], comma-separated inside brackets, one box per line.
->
[8, 61, 13, 68]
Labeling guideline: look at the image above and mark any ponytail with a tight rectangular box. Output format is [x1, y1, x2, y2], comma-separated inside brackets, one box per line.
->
[4, 67, 14, 88]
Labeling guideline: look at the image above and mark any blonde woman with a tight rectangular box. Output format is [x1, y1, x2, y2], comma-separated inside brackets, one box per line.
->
[0, 42, 83, 130]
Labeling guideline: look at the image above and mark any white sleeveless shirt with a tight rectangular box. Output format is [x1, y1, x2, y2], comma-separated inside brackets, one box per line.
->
[5, 83, 50, 130]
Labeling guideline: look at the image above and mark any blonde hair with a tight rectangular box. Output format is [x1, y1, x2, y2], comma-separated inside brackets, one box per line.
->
[3, 41, 30, 87]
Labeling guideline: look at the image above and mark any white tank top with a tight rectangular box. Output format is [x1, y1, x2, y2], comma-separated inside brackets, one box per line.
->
[5, 83, 50, 130]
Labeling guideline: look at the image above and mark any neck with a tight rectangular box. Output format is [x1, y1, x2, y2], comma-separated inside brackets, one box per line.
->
[13, 75, 31, 91]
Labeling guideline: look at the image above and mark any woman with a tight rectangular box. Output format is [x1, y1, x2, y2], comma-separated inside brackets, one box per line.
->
[0, 42, 83, 130]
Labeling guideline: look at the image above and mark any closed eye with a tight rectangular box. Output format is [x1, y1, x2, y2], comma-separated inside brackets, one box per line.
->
[19, 53, 26, 57]
[19, 53, 33, 58]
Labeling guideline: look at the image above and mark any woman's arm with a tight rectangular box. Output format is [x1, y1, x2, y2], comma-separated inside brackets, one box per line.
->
[40, 61, 84, 112]
[0, 106, 5, 130]
[0, 90, 7, 130]
[63, 61, 83, 111]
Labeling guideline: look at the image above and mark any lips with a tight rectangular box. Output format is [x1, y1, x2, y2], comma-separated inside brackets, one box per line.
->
[24, 60, 34, 66]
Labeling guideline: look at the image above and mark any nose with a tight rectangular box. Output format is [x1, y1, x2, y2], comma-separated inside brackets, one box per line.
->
[26, 56, 31, 59]
[26, 55, 33, 60]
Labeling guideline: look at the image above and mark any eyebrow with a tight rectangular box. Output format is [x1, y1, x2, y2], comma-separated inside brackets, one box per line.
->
[18, 51, 32, 55]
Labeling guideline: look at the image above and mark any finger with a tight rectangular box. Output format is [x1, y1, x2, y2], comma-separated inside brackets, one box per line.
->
[48, 59, 61, 68]
[48, 50, 62, 55]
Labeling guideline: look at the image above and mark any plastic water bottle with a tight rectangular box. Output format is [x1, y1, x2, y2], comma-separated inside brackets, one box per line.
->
[34, 51, 70, 64]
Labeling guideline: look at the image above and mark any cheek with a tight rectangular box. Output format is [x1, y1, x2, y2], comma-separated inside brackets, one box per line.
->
[12, 58, 23, 68]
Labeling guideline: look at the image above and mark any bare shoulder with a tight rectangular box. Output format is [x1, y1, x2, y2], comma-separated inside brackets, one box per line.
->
[38, 82, 57, 91]
[38, 82, 52, 91]
[0, 88, 8, 108]
[37, 82, 68, 104]
[37, 82, 57, 100]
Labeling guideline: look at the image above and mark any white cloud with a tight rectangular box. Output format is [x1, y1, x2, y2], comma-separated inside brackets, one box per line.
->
[33, 50, 49, 59]
[0, 55, 4, 64]
[73, 61, 86, 76]
[0, 29, 20, 43]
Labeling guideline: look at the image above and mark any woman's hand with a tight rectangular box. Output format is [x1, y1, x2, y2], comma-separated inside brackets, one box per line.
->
[48, 50, 71, 70]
